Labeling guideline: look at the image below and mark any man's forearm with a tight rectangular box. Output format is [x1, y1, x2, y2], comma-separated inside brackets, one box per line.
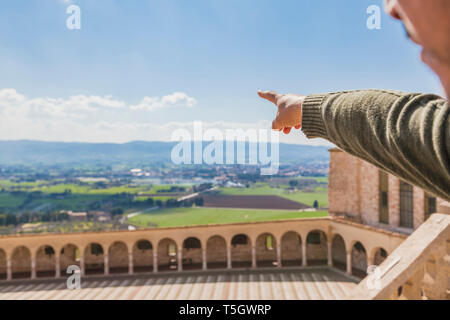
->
[301, 89, 450, 201]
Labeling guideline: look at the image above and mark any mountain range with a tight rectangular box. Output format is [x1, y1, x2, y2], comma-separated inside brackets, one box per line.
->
[0, 140, 331, 166]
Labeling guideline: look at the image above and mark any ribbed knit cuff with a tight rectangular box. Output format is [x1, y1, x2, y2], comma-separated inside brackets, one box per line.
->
[301, 94, 328, 138]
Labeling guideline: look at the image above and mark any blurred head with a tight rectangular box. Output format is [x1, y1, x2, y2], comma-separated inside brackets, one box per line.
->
[385, 0, 450, 97]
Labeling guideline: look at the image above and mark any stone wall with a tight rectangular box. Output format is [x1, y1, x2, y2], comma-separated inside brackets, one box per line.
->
[182, 248, 202, 265]
[11, 246, 31, 274]
[255, 233, 277, 263]
[306, 231, 328, 262]
[133, 241, 153, 269]
[280, 232, 302, 262]
[0, 249, 6, 278]
[231, 242, 252, 263]
[158, 239, 177, 266]
[359, 161, 379, 225]
[388, 176, 400, 227]
[206, 236, 227, 264]
[329, 149, 360, 218]
[84, 243, 104, 271]
[109, 242, 129, 270]
[60, 244, 79, 271]
[331, 235, 346, 265]
[328, 148, 445, 231]
[351, 242, 368, 272]
[36, 246, 56, 273]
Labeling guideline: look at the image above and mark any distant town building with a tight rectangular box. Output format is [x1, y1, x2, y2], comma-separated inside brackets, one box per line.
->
[90, 211, 111, 222]
[66, 211, 88, 222]
[225, 181, 245, 188]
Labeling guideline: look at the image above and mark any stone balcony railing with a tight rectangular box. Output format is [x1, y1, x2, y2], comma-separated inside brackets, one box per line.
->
[348, 213, 450, 300]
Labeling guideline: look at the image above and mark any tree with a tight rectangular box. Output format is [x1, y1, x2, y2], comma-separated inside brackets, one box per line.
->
[289, 180, 298, 188]
[110, 208, 124, 216]
[145, 197, 154, 206]
[0, 214, 6, 226]
[194, 197, 204, 207]
[6, 214, 17, 226]
[313, 200, 319, 209]
[165, 199, 178, 208]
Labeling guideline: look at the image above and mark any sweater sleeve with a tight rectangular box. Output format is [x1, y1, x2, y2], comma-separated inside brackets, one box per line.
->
[301, 89, 450, 201]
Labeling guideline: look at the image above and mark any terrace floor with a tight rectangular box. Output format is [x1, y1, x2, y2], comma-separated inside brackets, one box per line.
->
[0, 267, 358, 300]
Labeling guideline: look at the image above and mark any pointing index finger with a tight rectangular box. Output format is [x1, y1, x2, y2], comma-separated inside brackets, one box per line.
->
[258, 90, 279, 104]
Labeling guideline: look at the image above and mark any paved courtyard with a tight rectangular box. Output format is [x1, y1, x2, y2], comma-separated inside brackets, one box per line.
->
[0, 267, 358, 300]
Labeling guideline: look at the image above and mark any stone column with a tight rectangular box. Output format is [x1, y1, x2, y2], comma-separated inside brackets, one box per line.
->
[367, 254, 374, 268]
[251, 246, 256, 268]
[104, 254, 109, 275]
[6, 259, 12, 281]
[55, 253, 61, 278]
[153, 251, 158, 273]
[202, 249, 207, 271]
[177, 249, 183, 272]
[327, 242, 333, 267]
[31, 257, 36, 279]
[302, 242, 307, 267]
[276, 244, 281, 268]
[226, 246, 232, 269]
[346, 251, 352, 275]
[79, 256, 85, 276]
[128, 251, 133, 275]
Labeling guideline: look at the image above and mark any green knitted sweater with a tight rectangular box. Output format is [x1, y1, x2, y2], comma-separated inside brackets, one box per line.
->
[301, 90, 450, 201]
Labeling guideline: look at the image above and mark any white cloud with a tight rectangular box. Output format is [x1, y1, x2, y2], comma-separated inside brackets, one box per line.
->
[130, 92, 197, 111]
[0, 88, 332, 146]
[0, 89, 195, 120]
[0, 88, 126, 119]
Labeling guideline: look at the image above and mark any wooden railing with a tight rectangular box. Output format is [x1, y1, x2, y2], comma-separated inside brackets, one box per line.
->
[348, 213, 449, 300]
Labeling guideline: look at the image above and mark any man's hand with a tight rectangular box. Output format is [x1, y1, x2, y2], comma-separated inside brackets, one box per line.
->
[257, 90, 305, 134]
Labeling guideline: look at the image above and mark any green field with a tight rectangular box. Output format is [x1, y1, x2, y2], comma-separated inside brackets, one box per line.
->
[128, 207, 328, 228]
[0, 179, 48, 188]
[297, 176, 329, 183]
[0, 181, 191, 196]
[0, 181, 189, 214]
[28, 183, 151, 195]
[0, 193, 27, 208]
[218, 185, 328, 207]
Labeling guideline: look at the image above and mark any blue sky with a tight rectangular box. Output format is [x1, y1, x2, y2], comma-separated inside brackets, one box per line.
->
[0, 0, 443, 144]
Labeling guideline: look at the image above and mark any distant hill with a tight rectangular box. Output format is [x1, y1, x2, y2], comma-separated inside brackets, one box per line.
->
[0, 140, 330, 166]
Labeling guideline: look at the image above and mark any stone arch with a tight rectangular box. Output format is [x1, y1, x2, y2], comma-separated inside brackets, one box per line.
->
[351, 241, 368, 278]
[84, 242, 104, 275]
[0, 248, 6, 280]
[182, 237, 202, 270]
[331, 234, 346, 272]
[108, 241, 129, 274]
[132, 239, 153, 273]
[158, 238, 178, 272]
[11, 245, 31, 279]
[206, 235, 227, 269]
[35, 245, 56, 278]
[373, 247, 388, 266]
[255, 232, 277, 268]
[281, 231, 302, 266]
[231, 234, 252, 268]
[306, 230, 328, 265]
[60, 244, 80, 276]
